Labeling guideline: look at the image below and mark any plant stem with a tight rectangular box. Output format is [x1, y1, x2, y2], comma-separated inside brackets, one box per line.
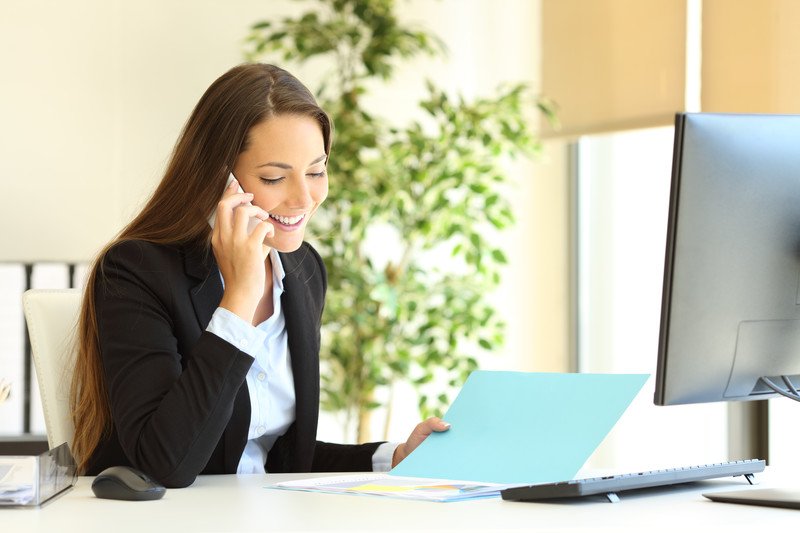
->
[396, 241, 415, 279]
[358, 390, 372, 443]
[383, 382, 394, 441]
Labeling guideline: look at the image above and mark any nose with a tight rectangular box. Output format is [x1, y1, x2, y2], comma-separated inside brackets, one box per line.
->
[286, 174, 313, 210]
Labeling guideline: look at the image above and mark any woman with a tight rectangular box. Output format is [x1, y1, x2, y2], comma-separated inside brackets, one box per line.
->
[70, 63, 448, 488]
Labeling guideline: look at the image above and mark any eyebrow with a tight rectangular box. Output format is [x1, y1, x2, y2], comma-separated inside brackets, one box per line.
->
[257, 154, 327, 169]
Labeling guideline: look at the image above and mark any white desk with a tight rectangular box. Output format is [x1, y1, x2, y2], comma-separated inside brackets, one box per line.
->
[3, 471, 796, 532]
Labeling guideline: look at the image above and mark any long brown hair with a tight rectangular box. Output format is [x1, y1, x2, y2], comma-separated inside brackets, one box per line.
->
[70, 63, 332, 472]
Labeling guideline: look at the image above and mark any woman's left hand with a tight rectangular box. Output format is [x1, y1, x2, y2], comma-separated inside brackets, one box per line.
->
[391, 417, 451, 467]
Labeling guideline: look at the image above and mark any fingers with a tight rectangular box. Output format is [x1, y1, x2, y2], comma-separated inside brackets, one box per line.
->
[406, 417, 451, 449]
[221, 175, 240, 197]
[414, 417, 451, 438]
[429, 417, 451, 432]
[392, 417, 452, 468]
[250, 217, 275, 245]
[232, 203, 269, 236]
[215, 191, 253, 232]
[232, 204, 272, 258]
[216, 178, 246, 225]
[216, 175, 266, 228]
[212, 177, 272, 259]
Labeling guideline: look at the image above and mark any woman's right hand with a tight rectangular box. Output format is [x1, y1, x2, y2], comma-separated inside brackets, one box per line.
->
[211, 177, 275, 323]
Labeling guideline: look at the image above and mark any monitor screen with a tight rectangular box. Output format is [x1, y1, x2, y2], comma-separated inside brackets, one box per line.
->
[655, 112, 800, 406]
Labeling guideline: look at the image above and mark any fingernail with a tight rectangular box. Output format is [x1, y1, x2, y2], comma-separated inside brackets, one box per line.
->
[442, 421, 451, 429]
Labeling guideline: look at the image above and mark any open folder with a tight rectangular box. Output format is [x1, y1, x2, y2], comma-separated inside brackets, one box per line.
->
[272, 371, 648, 501]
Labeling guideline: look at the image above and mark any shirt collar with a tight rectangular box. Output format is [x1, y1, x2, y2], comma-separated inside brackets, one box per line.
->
[270, 248, 286, 293]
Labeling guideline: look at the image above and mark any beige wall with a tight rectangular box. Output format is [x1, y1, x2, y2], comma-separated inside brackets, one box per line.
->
[1, 1, 315, 262]
[1, 1, 566, 400]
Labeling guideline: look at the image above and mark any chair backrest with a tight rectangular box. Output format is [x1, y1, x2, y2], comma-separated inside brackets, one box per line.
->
[22, 289, 82, 449]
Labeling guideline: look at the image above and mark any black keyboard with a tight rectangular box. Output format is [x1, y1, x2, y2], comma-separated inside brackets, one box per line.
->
[501, 459, 765, 503]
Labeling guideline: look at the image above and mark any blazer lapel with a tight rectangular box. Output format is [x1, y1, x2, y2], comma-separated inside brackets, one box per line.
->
[183, 243, 223, 329]
[280, 249, 321, 469]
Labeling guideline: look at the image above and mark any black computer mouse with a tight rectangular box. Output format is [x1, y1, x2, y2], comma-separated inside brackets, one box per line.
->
[91, 465, 166, 501]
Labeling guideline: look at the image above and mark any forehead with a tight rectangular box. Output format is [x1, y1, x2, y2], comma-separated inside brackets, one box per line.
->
[243, 114, 325, 161]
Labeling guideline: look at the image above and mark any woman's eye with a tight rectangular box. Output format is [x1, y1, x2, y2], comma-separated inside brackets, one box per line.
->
[307, 171, 327, 179]
[260, 177, 285, 185]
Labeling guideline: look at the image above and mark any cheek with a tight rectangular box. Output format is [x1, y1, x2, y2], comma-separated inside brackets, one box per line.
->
[252, 190, 276, 210]
[312, 179, 329, 205]
[252, 186, 282, 211]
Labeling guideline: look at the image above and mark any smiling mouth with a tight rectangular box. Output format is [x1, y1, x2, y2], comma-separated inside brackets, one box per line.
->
[268, 213, 306, 227]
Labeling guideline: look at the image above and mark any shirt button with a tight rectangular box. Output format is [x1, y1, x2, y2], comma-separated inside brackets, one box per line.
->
[257, 372, 266, 381]
[256, 426, 266, 434]
[238, 338, 249, 349]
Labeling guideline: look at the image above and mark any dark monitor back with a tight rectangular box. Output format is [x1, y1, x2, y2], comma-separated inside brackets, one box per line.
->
[655, 113, 800, 406]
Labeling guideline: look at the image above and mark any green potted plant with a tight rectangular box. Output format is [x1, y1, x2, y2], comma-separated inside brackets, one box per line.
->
[245, 0, 554, 441]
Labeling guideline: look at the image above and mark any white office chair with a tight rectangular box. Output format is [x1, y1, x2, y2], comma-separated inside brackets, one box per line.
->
[22, 288, 82, 449]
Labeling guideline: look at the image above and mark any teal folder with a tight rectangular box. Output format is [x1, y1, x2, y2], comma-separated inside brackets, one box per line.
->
[389, 371, 648, 485]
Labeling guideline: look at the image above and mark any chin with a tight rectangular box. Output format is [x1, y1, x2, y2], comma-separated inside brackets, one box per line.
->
[269, 238, 304, 253]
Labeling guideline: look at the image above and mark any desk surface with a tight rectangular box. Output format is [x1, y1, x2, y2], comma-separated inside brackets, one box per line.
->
[3, 471, 796, 532]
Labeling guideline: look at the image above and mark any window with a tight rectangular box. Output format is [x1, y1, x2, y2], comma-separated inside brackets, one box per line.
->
[576, 127, 727, 471]
[0, 263, 86, 437]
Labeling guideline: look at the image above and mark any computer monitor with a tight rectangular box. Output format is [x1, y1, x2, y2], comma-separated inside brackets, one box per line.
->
[655, 112, 800, 406]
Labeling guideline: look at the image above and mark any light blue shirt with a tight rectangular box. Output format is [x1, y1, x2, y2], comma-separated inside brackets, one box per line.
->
[206, 248, 396, 473]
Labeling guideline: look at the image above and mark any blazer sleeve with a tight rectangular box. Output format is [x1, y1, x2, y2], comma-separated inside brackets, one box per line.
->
[311, 441, 384, 472]
[95, 241, 253, 488]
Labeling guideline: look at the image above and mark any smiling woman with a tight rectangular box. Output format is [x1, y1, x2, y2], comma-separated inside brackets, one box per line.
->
[68, 63, 449, 488]
[232, 115, 329, 254]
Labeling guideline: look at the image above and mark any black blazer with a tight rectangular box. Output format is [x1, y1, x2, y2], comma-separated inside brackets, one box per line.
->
[86, 239, 380, 487]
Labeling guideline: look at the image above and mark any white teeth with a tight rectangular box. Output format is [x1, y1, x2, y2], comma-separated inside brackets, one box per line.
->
[269, 213, 305, 225]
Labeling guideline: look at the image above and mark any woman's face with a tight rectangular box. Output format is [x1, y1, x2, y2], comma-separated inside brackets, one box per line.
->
[233, 114, 328, 253]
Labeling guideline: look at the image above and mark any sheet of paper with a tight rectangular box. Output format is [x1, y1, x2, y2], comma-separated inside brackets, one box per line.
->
[389, 371, 648, 485]
[271, 473, 508, 502]
[0, 459, 35, 505]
